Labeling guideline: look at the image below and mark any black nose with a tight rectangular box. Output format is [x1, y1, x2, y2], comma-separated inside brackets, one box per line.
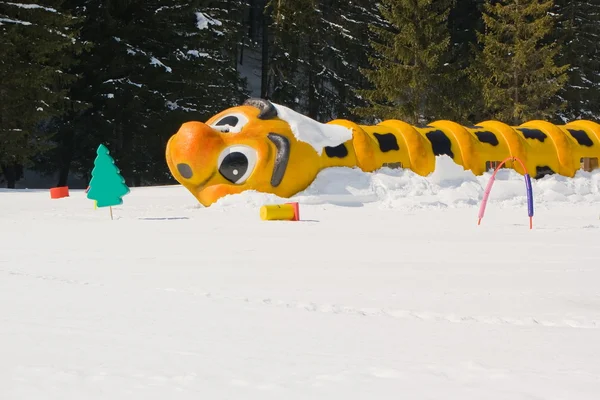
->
[177, 163, 193, 179]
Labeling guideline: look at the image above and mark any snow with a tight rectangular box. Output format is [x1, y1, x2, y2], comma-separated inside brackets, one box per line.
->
[195, 11, 221, 30]
[0, 17, 32, 25]
[166, 100, 197, 112]
[272, 102, 353, 154]
[155, 5, 184, 14]
[113, 37, 172, 73]
[103, 78, 143, 88]
[1, 161, 600, 399]
[187, 50, 210, 58]
[150, 56, 172, 73]
[3, 2, 57, 13]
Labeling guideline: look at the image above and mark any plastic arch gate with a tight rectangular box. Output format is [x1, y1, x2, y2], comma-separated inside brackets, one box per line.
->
[477, 156, 534, 229]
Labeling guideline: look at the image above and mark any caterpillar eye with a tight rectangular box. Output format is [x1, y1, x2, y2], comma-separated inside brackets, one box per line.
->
[217, 145, 257, 184]
[211, 113, 249, 134]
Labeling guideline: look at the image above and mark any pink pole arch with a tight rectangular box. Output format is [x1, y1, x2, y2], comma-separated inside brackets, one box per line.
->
[477, 156, 534, 229]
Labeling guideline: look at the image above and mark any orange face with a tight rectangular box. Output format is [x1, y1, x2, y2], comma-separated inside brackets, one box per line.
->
[165, 99, 323, 206]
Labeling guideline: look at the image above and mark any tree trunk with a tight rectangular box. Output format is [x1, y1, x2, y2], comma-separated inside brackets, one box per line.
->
[57, 164, 70, 187]
[261, 3, 271, 98]
[239, 36, 244, 65]
[248, 0, 256, 38]
[2, 164, 17, 189]
[307, 41, 318, 120]
[57, 128, 75, 187]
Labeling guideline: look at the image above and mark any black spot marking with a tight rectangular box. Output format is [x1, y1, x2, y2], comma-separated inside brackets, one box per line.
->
[568, 129, 594, 147]
[518, 128, 547, 142]
[177, 163, 193, 179]
[324, 144, 348, 158]
[243, 98, 278, 120]
[534, 166, 555, 179]
[474, 131, 499, 146]
[267, 133, 290, 187]
[425, 130, 454, 159]
[215, 116, 239, 126]
[373, 133, 399, 152]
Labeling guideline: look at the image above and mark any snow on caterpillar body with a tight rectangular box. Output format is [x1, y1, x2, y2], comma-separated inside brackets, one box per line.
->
[166, 98, 600, 206]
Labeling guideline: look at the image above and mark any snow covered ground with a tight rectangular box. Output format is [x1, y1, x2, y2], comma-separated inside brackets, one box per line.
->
[1, 159, 600, 399]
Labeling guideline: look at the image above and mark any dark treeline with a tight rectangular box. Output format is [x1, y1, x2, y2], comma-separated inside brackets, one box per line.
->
[1, 0, 599, 188]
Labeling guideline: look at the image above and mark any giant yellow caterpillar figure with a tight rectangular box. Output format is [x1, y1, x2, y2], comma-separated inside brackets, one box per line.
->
[165, 98, 600, 206]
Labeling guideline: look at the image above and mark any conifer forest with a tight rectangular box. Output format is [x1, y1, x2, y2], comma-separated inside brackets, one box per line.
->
[1, 0, 599, 188]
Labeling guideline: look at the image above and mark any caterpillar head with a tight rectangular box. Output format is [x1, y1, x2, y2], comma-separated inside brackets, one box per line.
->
[165, 98, 328, 206]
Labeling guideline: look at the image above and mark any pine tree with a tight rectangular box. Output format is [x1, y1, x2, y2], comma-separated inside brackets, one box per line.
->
[472, 0, 569, 124]
[446, 0, 487, 123]
[553, 0, 600, 121]
[157, 0, 249, 117]
[265, 0, 387, 122]
[322, 0, 387, 121]
[267, 0, 318, 115]
[47, 0, 249, 187]
[0, 0, 83, 187]
[354, 0, 455, 125]
[87, 144, 130, 208]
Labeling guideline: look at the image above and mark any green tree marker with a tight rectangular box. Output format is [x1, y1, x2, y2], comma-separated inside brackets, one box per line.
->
[87, 144, 130, 218]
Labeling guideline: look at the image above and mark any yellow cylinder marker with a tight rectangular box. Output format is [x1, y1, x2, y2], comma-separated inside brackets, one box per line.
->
[260, 203, 297, 221]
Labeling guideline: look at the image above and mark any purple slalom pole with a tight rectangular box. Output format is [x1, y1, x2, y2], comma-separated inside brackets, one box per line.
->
[524, 173, 534, 229]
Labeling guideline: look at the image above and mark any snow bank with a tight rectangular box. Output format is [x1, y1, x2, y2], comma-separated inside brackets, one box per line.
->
[213, 155, 600, 210]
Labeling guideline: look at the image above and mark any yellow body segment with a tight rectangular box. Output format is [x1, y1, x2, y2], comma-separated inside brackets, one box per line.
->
[165, 98, 600, 206]
[376, 120, 435, 175]
[474, 121, 519, 171]
[327, 119, 378, 172]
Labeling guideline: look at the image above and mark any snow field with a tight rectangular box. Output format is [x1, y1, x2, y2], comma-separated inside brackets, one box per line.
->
[1, 161, 599, 399]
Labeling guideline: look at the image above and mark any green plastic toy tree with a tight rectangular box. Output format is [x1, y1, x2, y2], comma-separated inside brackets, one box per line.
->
[87, 144, 130, 208]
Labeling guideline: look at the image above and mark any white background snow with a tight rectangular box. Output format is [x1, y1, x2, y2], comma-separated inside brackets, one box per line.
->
[2, 157, 600, 399]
